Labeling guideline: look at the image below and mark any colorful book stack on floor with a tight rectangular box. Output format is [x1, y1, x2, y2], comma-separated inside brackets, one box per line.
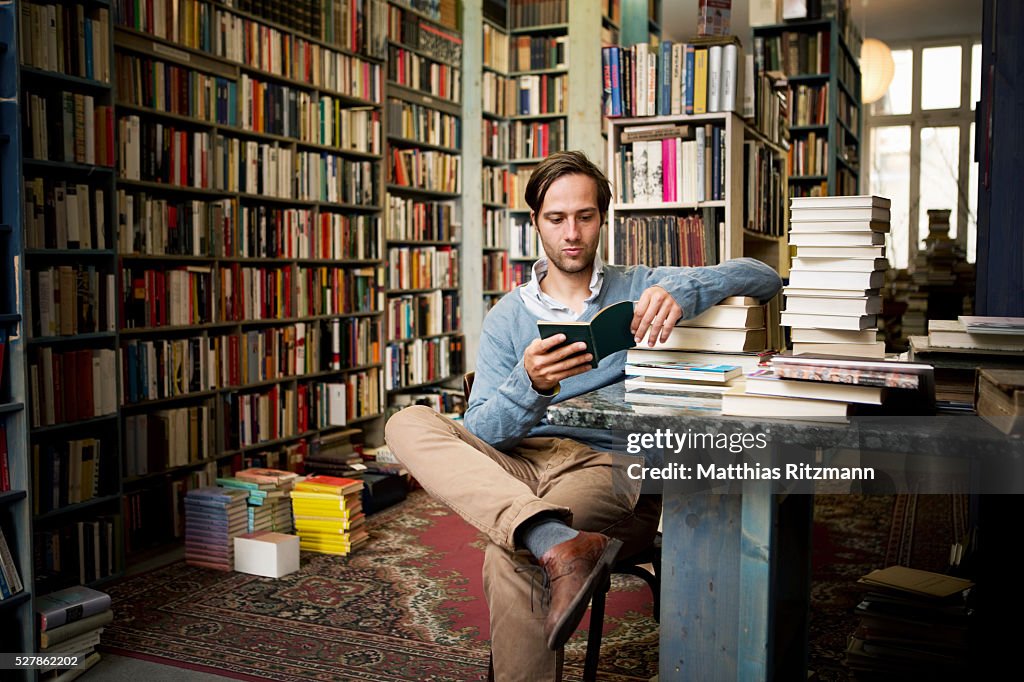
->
[219, 468, 299, 534]
[291, 474, 367, 556]
[184, 487, 249, 570]
[624, 297, 768, 410]
[782, 195, 891, 358]
[36, 586, 112, 680]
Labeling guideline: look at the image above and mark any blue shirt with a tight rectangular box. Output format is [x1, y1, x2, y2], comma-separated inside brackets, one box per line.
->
[464, 257, 783, 452]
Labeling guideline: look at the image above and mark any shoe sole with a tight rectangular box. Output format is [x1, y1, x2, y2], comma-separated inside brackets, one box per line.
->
[545, 537, 624, 651]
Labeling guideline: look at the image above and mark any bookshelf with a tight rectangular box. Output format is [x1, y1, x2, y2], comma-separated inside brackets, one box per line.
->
[101, 0, 387, 563]
[1, 0, 34, 668]
[383, 0, 464, 403]
[17, 0, 124, 598]
[480, 11, 511, 311]
[752, 17, 862, 198]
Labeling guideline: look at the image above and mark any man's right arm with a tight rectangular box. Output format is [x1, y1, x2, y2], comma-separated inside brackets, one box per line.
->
[464, 314, 592, 451]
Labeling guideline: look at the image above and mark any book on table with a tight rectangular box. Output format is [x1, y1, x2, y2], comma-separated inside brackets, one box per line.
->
[744, 369, 885, 404]
[770, 354, 935, 394]
[537, 300, 635, 369]
[957, 316, 1024, 336]
[926, 319, 1024, 351]
[625, 361, 742, 382]
[721, 386, 852, 422]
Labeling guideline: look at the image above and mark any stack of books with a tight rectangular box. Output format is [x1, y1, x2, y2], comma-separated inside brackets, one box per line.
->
[231, 468, 300, 534]
[303, 428, 367, 479]
[36, 585, 112, 681]
[845, 566, 974, 678]
[183, 486, 249, 571]
[723, 353, 935, 422]
[625, 297, 769, 410]
[782, 195, 891, 358]
[291, 474, 368, 556]
[906, 316, 1024, 410]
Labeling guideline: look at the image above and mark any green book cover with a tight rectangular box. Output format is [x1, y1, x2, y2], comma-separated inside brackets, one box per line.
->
[537, 301, 636, 369]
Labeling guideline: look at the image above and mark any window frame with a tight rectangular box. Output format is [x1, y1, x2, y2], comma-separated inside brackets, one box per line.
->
[862, 36, 980, 266]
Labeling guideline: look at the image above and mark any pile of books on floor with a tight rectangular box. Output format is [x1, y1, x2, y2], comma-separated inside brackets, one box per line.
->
[624, 297, 769, 410]
[908, 316, 1024, 411]
[782, 195, 890, 359]
[722, 353, 935, 422]
[218, 468, 298, 534]
[291, 474, 368, 556]
[184, 486, 249, 570]
[303, 428, 368, 479]
[845, 565, 974, 678]
[37, 585, 112, 681]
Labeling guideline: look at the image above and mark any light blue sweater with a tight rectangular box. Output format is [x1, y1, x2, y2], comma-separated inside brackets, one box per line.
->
[464, 258, 783, 452]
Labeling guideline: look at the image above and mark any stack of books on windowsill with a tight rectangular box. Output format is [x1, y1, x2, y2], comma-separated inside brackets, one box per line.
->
[782, 195, 891, 358]
[36, 586, 112, 681]
[626, 297, 770, 409]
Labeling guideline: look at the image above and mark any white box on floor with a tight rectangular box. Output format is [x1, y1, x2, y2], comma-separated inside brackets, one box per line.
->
[234, 531, 300, 578]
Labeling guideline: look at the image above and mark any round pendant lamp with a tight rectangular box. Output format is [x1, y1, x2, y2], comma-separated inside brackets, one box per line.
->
[861, 38, 895, 104]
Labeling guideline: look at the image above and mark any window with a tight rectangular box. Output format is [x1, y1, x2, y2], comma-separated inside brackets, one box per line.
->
[865, 38, 979, 268]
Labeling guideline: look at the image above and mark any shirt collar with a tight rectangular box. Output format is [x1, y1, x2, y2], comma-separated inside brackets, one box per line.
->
[520, 253, 606, 319]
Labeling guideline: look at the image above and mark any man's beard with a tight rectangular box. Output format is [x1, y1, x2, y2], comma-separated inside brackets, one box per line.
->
[543, 242, 597, 275]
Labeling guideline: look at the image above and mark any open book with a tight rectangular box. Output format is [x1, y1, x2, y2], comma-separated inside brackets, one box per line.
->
[537, 300, 635, 369]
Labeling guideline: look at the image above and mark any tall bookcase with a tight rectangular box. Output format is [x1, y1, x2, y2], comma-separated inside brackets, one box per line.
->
[110, 0, 389, 559]
[1, 0, 34, 668]
[752, 17, 862, 197]
[480, 9, 512, 311]
[17, 0, 124, 596]
[383, 0, 464, 409]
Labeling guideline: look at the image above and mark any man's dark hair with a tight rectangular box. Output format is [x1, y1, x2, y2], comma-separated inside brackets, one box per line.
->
[524, 151, 612, 218]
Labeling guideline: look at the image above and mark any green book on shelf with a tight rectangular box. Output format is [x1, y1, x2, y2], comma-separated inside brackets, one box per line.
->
[537, 300, 636, 369]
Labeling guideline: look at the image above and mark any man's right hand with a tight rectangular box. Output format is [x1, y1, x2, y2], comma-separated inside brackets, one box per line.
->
[524, 335, 594, 393]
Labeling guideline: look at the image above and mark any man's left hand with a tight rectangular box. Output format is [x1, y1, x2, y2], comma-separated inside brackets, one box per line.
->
[631, 286, 684, 347]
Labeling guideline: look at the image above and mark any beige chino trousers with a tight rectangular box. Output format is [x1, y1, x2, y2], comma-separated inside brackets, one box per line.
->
[384, 405, 661, 682]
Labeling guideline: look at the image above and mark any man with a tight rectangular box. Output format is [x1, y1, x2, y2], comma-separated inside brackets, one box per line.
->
[385, 151, 782, 681]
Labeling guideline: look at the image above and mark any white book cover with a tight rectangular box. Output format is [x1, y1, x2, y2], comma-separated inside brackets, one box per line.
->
[785, 296, 882, 316]
[790, 257, 888, 272]
[742, 53, 756, 119]
[791, 328, 879, 344]
[796, 245, 886, 259]
[788, 270, 886, 290]
[780, 312, 877, 331]
[789, 220, 890, 233]
[788, 232, 886, 247]
[671, 43, 683, 115]
[707, 45, 722, 113]
[790, 195, 892, 209]
[790, 206, 892, 222]
[721, 44, 738, 112]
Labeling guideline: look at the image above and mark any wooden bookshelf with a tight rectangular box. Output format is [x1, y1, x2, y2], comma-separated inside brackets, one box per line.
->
[753, 17, 862, 198]
[383, 0, 464, 402]
[43, 0, 392, 565]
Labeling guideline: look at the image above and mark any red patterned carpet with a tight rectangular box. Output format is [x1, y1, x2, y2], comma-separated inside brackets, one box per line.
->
[101, 490, 659, 681]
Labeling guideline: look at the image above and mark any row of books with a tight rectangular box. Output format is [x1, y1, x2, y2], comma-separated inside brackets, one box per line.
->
[116, 53, 238, 126]
[387, 2, 461, 66]
[124, 405, 215, 475]
[32, 437, 107, 513]
[508, 34, 568, 72]
[612, 123, 727, 205]
[386, 245, 459, 290]
[602, 40, 742, 119]
[385, 290, 460, 340]
[25, 266, 117, 339]
[23, 180, 108, 251]
[120, 318, 381, 403]
[385, 196, 458, 242]
[19, 1, 112, 82]
[389, 147, 461, 193]
[387, 97, 461, 149]
[387, 46, 462, 102]
[0, 528, 23, 599]
[22, 91, 115, 167]
[612, 214, 712, 268]
[384, 335, 463, 391]
[28, 348, 118, 428]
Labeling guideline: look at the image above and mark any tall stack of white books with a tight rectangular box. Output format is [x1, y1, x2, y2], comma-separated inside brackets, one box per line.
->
[781, 195, 891, 358]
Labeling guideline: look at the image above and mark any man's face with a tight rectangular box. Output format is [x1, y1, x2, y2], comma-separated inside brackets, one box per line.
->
[532, 174, 602, 275]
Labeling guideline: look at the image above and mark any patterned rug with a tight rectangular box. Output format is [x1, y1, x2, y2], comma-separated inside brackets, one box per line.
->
[101, 490, 659, 681]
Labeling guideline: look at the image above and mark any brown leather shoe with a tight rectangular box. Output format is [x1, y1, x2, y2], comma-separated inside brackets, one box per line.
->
[538, 531, 623, 651]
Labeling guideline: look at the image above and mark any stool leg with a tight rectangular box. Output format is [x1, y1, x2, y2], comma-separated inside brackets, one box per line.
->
[583, 577, 610, 682]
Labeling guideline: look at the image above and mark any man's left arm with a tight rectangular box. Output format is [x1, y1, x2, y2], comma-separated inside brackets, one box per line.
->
[629, 257, 783, 343]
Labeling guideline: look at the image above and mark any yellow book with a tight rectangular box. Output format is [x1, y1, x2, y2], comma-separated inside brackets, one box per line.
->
[291, 497, 361, 512]
[294, 517, 364, 533]
[694, 48, 709, 114]
[300, 544, 351, 556]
